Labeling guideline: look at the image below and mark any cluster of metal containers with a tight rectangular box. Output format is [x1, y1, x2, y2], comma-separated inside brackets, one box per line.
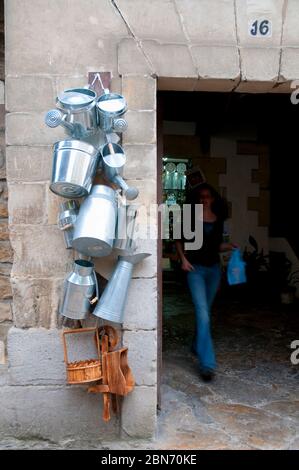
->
[45, 80, 150, 325]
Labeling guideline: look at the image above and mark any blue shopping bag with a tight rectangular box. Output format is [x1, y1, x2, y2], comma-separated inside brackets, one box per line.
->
[227, 248, 247, 286]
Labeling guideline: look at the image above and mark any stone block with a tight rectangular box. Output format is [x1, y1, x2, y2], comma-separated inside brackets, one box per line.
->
[0, 302, 12, 323]
[0, 384, 119, 442]
[122, 75, 156, 111]
[123, 278, 157, 331]
[118, 38, 153, 76]
[240, 47, 280, 83]
[123, 330, 157, 386]
[191, 46, 240, 81]
[0, 241, 13, 263]
[0, 276, 12, 300]
[5, 0, 127, 75]
[121, 386, 157, 438]
[46, 189, 65, 225]
[0, 220, 9, 241]
[5, 76, 56, 112]
[195, 78, 239, 93]
[0, 264, 12, 277]
[235, 0, 284, 47]
[122, 144, 157, 180]
[116, 0, 185, 43]
[158, 77, 198, 92]
[282, 0, 299, 46]
[280, 48, 299, 81]
[10, 225, 73, 277]
[176, 0, 236, 45]
[123, 111, 156, 145]
[141, 41, 197, 78]
[8, 183, 46, 224]
[0, 340, 4, 364]
[11, 277, 58, 329]
[6, 146, 52, 182]
[6, 112, 65, 146]
[0, 81, 4, 105]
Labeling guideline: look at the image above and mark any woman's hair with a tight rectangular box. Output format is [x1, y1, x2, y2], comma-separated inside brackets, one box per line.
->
[186, 182, 229, 221]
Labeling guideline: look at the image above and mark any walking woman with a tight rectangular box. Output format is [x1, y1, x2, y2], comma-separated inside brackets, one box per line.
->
[175, 183, 236, 381]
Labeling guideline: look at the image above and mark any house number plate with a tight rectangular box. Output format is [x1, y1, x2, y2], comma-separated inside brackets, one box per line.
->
[248, 18, 272, 37]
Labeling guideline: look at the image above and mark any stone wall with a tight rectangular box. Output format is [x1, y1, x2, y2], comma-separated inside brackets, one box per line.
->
[2, 0, 299, 446]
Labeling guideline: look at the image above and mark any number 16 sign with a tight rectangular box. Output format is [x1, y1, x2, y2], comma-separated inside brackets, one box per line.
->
[248, 18, 272, 38]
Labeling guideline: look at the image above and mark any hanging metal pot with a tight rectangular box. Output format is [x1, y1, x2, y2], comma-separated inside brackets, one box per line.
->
[50, 140, 99, 198]
[72, 185, 117, 257]
[56, 87, 98, 138]
[113, 205, 138, 255]
[58, 200, 79, 249]
[59, 259, 99, 320]
[96, 92, 127, 133]
[92, 252, 151, 324]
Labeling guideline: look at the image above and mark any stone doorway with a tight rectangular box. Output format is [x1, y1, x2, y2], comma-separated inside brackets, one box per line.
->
[156, 89, 299, 449]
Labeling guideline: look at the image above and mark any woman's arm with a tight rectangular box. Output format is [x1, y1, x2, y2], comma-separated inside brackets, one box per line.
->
[175, 240, 195, 271]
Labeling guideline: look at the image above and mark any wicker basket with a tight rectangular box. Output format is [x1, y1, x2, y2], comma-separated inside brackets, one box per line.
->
[62, 327, 102, 384]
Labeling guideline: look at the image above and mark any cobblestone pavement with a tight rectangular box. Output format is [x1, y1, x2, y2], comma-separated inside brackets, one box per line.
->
[158, 282, 299, 450]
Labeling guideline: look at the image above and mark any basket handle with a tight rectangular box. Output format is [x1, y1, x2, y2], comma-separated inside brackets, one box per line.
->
[62, 327, 101, 364]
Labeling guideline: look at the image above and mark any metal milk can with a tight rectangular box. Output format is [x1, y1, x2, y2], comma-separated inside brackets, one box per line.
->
[72, 184, 117, 257]
[59, 259, 99, 320]
[96, 92, 127, 133]
[50, 140, 99, 198]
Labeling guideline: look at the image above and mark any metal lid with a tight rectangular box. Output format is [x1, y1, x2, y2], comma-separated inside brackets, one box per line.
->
[57, 88, 96, 109]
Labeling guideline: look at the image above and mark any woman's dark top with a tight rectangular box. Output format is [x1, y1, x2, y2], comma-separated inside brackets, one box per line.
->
[183, 217, 224, 267]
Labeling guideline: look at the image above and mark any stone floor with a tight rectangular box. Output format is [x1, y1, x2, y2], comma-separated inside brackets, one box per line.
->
[157, 281, 299, 450]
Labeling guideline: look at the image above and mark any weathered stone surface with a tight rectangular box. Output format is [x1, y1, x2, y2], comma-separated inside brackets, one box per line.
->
[0, 264, 12, 277]
[123, 278, 157, 331]
[158, 77, 198, 91]
[123, 330, 157, 386]
[0, 220, 9, 241]
[0, 303, 12, 323]
[0, 201, 8, 217]
[8, 183, 46, 225]
[0, 276, 12, 300]
[122, 76, 156, 111]
[0, 384, 119, 442]
[236, 0, 284, 47]
[11, 277, 57, 328]
[10, 225, 72, 277]
[116, 0, 185, 43]
[240, 47, 280, 83]
[280, 48, 299, 81]
[282, 0, 299, 46]
[0, 81, 4, 105]
[6, 112, 65, 146]
[141, 41, 197, 78]
[46, 190, 65, 225]
[121, 386, 157, 438]
[122, 145, 156, 180]
[123, 111, 156, 145]
[191, 46, 240, 81]
[6, 76, 56, 112]
[6, 146, 52, 182]
[0, 242, 13, 263]
[176, 0, 236, 45]
[118, 38, 153, 76]
[0, 340, 5, 364]
[5, 0, 128, 75]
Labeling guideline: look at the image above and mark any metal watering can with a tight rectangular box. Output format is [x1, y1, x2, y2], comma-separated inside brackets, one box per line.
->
[72, 185, 117, 257]
[58, 200, 79, 249]
[50, 140, 99, 198]
[92, 252, 151, 324]
[113, 204, 138, 255]
[101, 142, 139, 201]
[59, 259, 99, 320]
[45, 88, 98, 139]
[96, 92, 127, 133]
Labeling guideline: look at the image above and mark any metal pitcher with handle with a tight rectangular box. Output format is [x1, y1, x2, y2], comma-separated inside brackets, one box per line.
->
[72, 185, 117, 257]
[59, 259, 99, 320]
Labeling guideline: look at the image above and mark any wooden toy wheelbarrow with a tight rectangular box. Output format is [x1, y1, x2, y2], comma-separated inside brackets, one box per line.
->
[88, 326, 135, 422]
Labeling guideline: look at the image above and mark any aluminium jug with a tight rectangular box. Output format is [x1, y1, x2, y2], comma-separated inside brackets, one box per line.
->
[59, 259, 99, 320]
[72, 184, 117, 257]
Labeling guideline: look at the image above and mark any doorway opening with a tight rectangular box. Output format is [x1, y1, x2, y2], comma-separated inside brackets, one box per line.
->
[157, 90, 299, 449]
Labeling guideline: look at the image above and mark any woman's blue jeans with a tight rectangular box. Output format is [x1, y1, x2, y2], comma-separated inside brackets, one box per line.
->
[187, 263, 222, 371]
